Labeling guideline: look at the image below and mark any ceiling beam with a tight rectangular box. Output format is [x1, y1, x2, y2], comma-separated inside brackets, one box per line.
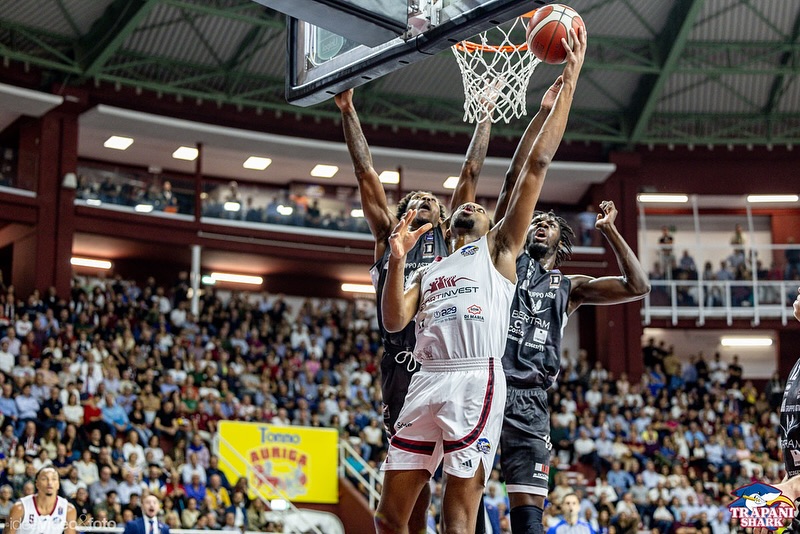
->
[160, 0, 284, 29]
[763, 6, 800, 116]
[625, 0, 706, 145]
[78, 0, 160, 77]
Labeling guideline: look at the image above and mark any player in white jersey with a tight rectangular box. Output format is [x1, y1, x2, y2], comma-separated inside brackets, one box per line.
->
[375, 25, 587, 534]
[4, 467, 77, 534]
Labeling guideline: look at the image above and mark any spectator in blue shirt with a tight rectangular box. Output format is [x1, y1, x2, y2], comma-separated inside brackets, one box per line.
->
[102, 393, 132, 437]
[0, 385, 19, 435]
[14, 384, 39, 435]
[606, 461, 635, 496]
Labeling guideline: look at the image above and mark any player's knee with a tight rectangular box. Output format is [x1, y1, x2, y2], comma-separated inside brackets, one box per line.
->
[374, 509, 404, 534]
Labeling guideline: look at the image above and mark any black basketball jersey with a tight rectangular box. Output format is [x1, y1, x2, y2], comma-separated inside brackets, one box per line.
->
[370, 226, 449, 355]
[502, 252, 571, 389]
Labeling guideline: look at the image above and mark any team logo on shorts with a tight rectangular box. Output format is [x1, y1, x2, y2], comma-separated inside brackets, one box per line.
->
[461, 245, 478, 256]
[728, 483, 796, 531]
[476, 438, 491, 454]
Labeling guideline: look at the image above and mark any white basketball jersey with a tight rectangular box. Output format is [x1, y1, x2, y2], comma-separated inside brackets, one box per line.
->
[414, 235, 514, 361]
[17, 495, 69, 534]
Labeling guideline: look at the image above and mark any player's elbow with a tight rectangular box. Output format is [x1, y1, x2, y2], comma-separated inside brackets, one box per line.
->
[382, 316, 406, 333]
[530, 152, 553, 170]
[629, 280, 651, 297]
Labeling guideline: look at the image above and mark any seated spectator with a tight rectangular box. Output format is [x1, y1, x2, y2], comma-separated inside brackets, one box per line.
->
[74, 448, 100, 485]
[181, 496, 202, 528]
[184, 473, 206, 504]
[117, 470, 143, 506]
[0, 484, 13, 520]
[224, 490, 248, 528]
[52, 443, 73, 477]
[186, 433, 210, 469]
[61, 466, 86, 499]
[205, 473, 231, 513]
[71, 486, 93, 526]
[205, 455, 230, 489]
[89, 465, 119, 505]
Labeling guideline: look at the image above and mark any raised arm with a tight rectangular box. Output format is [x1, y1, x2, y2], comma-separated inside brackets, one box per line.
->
[448, 119, 492, 219]
[335, 89, 396, 260]
[381, 210, 431, 332]
[494, 81, 561, 221]
[491, 28, 587, 264]
[567, 200, 651, 314]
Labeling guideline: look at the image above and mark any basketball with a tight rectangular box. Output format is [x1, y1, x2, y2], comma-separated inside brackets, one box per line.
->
[526, 4, 585, 64]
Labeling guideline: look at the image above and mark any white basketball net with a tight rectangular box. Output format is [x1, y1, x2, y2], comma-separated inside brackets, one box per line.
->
[452, 16, 541, 124]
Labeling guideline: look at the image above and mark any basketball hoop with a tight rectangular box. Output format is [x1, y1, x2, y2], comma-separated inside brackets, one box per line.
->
[452, 15, 541, 124]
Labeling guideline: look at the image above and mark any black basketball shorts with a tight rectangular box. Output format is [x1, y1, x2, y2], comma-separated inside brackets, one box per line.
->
[781, 359, 800, 477]
[500, 386, 552, 497]
[380, 348, 418, 436]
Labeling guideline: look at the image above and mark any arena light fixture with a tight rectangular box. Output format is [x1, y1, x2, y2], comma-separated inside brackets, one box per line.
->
[310, 164, 338, 178]
[103, 136, 134, 150]
[243, 156, 272, 170]
[210, 272, 263, 285]
[442, 176, 459, 189]
[341, 283, 375, 294]
[70, 257, 112, 269]
[223, 201, 241, 212]
[720, 337, 772, 347]
[270, 500, 288, 511]
[746, 194, 799, 203]
[637, 194, 689, 203]
[201, 275, 216, 285]
[172, 146, 198, 161]
[379, 170, 399, 184]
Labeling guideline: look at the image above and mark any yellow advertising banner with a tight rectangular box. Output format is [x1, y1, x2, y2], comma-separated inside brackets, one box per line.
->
[218, 421, 339, 504]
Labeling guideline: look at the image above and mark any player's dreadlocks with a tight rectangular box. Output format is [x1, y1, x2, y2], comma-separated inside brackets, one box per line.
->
[396, 191, 447, 222]
[533, 210, 574, 268]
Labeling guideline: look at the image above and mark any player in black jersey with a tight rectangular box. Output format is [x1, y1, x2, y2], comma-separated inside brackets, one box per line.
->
[495, 174, 649, 532]
[754, 287, 800, 534]
[335, 87, 492, 534]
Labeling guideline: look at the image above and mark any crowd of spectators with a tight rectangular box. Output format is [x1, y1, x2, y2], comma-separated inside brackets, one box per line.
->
[518, 342, 785, 534]
[649, 224, 800, 308]
[0, 270, 790, 534]
[76, 168, 192, 215]
[0, 273, 388, 532]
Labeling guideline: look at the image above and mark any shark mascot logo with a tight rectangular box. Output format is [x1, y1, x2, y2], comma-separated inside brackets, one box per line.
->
[728, 483, 796, 532]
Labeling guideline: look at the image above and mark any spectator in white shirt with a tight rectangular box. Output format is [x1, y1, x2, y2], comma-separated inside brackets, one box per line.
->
[180, 452, 207, 485]
[0, 338, 13, 374]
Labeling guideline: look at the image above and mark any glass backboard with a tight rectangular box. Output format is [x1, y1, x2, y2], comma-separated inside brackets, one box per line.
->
[287, 0, 552, 107]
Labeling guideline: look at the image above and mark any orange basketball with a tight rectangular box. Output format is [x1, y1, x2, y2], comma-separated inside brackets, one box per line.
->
[526, 4, 585, 64]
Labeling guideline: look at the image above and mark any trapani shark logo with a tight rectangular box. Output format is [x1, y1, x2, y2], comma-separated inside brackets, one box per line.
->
[728, 483, 796, 532]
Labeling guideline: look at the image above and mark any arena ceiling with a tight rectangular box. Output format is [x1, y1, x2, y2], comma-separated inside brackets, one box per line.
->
[1, 0, 799, 149]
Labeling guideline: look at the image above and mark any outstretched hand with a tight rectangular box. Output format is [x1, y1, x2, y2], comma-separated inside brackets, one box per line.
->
[388, 209, 432, 259]
[594, 200, 618, 231]
[334, 88, 354, 112]
[561, 25, 587, 83]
